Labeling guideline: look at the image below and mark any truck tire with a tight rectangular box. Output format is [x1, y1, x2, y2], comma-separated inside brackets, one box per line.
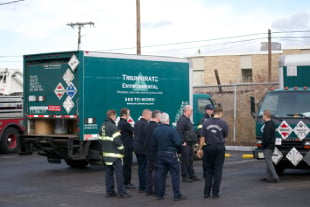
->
[65, 159, 89, 168]
[0, 127, 20, 153]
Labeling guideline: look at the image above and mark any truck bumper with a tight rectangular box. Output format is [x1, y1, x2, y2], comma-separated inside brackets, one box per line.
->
[253, 148, 264, 159]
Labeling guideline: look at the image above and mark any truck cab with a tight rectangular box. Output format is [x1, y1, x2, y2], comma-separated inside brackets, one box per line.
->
[252, 54, 310, 173]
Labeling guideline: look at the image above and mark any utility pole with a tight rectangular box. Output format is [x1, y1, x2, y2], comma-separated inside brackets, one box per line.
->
[268, 29, 272, 82]
[136, 0, 141, 55]
[67, 22, 95, 50]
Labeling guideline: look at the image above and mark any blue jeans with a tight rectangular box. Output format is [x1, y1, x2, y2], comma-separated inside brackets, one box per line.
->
[136, 154, 147, 190]
[105, 159, 126, 194]
[156, 151, 182, 198]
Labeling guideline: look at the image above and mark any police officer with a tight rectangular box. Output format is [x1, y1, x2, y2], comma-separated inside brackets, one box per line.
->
[176, 105, 200, 182]
[99, 109, 130, 198]
[152, 112, 187, 201]
[197, 106, 228, 199]
[118, 108, 135, 189]
[198, 104, 214, 178]
[144, 110, 161, 195]
[133, 109, 152, 192]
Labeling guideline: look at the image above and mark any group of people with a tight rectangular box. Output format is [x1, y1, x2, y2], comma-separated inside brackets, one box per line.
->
[99, 104, 229, 200]
[99, 104, 278, 200]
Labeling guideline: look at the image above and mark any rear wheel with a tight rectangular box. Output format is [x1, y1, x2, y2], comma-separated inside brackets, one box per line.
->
[65, 159, 89, 168]
[0, 127, 20, 153]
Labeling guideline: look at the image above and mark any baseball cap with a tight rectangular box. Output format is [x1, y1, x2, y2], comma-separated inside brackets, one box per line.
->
[205, 104, 214, 110]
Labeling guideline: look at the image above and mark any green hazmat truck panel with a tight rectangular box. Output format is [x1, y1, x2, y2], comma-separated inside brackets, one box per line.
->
[251, 54, 310, 174]
[22, 51, 214, 167]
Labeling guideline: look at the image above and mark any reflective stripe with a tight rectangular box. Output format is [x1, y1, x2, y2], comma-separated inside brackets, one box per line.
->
[103, 152, 124, 158]
[117, 145, 124, 150]
[105, 162, 113, 166]
[197, 125, 202, 129]
[112, 132, 121, 138]
[98, 132, 121, 141]
[99, 136, 114, 141]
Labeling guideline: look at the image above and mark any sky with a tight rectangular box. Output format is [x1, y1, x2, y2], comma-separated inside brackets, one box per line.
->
[1, 0, 310, 69]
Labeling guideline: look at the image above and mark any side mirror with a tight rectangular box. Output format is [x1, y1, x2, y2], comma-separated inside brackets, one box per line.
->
[250, 96, 256, 118]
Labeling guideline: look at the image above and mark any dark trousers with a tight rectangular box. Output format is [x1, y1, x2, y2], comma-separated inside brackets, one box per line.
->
[136, 154, 147, 190]
[145, 159, 157, 194]
[181, 144, 195, 178]
[263, 148, 279, 180]
[105, 159, 126, 194]
[156, 152, 182, 198]
[202, 145, 207, 178]
[123, 149, 133, 185]
[204, 144, 225, 196]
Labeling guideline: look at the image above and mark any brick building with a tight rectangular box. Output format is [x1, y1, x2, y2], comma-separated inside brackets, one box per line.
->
[189, 46, 310, 86]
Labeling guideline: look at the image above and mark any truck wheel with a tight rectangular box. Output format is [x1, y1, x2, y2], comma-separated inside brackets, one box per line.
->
[65, 159, 88, 168]
[0, 127, 20, 153]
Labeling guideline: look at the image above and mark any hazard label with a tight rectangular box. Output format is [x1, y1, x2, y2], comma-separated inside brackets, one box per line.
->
[286, 147, 303, 166]
[54, 83, 66, 100]
[276, 120, 293, 140]
[63, 68, 74, 85]
[63, 96, 74, 113]
[66, 83, 77, 98]
[293, 121, 310, 140]
[272, 147, 283, 165]
[68, 54, 79, 71]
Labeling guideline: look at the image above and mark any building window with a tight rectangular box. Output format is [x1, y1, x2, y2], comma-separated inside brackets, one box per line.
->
[241, 68, 252, 82]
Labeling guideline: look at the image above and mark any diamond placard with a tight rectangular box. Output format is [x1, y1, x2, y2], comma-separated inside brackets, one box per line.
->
[63, 96, 74, 113]
[286, 147, 303, 166]
[277, 120, 293, 140]
[63, 68, 74, 85]
[68, 54, 79, 71]
[54, 82, 66, 100]
[293, 121, 310, 141]
[272, 147, 283, 165]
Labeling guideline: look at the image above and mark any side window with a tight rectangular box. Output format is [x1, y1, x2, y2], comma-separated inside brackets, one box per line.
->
[198, 99, 211, 114]
[259, 94, 279, 116]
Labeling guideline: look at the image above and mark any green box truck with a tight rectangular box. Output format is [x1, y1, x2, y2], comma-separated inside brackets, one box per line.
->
[22, 51, 214, 167]
[251, 54, 310, 174]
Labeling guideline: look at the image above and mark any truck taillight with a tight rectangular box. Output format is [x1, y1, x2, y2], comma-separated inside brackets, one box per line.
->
[256, 140, 262, 147]
[304, 86, 308, 90]
[304, 141, 310, 149]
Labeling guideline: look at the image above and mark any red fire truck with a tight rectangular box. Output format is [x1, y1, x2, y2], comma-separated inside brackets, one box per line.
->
[0, 69, 24, 153]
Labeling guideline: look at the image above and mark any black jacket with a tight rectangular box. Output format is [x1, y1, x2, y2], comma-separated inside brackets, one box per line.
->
[176, 115, 195, 144]
[200, 118, 228, 145]
[144, 121, 160, 161]
[262, 120, 276, 150]
[99, 118, 124, 165]
[118, 118, 134, 150]
[133, 118, 149, 154]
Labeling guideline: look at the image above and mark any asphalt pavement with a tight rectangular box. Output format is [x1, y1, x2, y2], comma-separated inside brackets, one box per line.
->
[0, 151, 309, 207]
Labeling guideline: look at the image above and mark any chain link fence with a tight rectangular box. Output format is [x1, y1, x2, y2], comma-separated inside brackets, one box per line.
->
[194, 82, 279, 146]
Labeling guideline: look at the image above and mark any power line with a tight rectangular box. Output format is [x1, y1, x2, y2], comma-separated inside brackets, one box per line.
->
[100, 30, 310, 52]
[0, 0, 24, 6]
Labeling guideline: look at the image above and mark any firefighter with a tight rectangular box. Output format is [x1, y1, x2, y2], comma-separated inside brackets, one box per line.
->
[99, 109, 130, 198]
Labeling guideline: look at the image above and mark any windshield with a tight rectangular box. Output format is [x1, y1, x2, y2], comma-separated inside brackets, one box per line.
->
[258, 91, 310, 117]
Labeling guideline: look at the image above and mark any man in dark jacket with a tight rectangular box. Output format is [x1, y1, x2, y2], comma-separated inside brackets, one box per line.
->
[260, 110, 279, 183]
[144, 110, 161, 195]
[152, 112, 186, 201]
[176, 105, 200, 182]
[133, 109, 152, 192]
[99, 109, 129, 198]
[118, 108, 135, 189]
